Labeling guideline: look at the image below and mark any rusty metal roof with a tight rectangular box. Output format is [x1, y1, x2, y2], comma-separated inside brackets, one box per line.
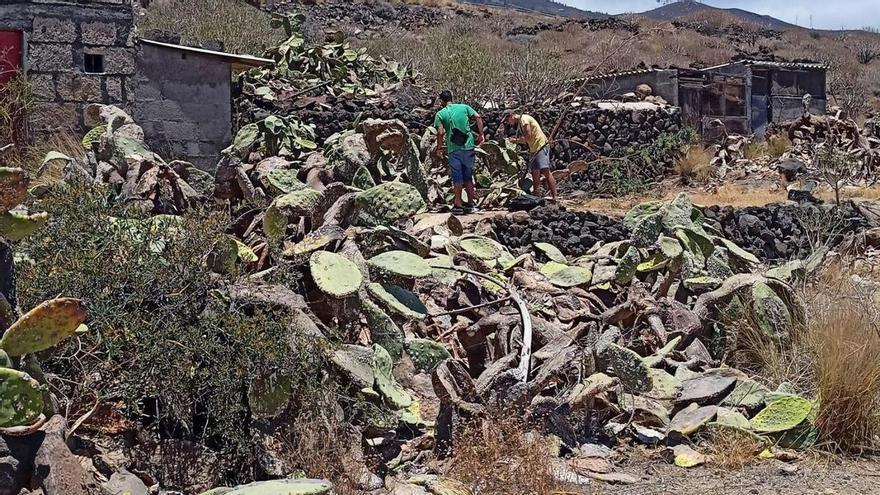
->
[140, 39, 273, 70]
[704, 60, 828, 71]
[569, 68, 663, 85]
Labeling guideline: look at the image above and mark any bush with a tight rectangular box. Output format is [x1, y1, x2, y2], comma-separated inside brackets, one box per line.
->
[675, 144, 712, 182]
[17, 181, 329, 472]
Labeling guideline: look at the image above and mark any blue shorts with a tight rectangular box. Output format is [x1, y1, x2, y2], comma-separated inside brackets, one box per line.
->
[448, 149, 476, 184]
[529, 147, 551, 171]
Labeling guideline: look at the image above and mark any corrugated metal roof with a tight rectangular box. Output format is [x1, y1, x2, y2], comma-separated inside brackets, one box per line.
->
[703, 60, 828, 71]
[570, 68, 662, 85]
[140, 39, 274, 69]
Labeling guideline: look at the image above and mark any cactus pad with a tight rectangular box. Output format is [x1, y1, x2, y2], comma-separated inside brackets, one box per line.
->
[81, 125, 107, 149]
[363, 298, 404, 360]
[274, 188, 323, 217]
[352, 166, 376, 190]
[224, 479, 332, 494]
[615, 246, 641, 284]
[367, 283, 427, 320]
[309, 251, 362, 298]
[356, 181, 426, 225]
[0, 367, 45, 428]
[367, 251, 432, 278]
[331, 345, 375, 389]
[260, 169, 307, 196]
[750, 396, 812, 433]
[1, 298, 87, 357]
[534, 242, 567, 263]
[262, 205, 286, 243]
[719, 238, 759, 265]
[547, 265, 592, 288]
[459, 235, 504, 260]
[658, 236, 683, 259]
[0, 211, 48, 242]
[0, 168, 28, 214]
[406, 339, 451, 372]
[373, 344, 413, 409]
[607, 343, 652, 393]
[751, 281, 792, 338]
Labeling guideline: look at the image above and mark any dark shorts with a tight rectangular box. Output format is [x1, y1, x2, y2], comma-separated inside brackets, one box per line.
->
[448, 149, 476, 184]
[529, 147, 551, 171]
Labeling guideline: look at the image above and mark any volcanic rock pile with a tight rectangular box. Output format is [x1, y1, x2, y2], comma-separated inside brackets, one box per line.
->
[493, 205, 630, 256]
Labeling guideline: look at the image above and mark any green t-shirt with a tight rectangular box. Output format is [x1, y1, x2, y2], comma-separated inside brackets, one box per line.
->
[434, 103, 477, 153]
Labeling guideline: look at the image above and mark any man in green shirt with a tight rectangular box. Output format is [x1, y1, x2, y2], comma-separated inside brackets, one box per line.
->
[434, 90, 485, 215]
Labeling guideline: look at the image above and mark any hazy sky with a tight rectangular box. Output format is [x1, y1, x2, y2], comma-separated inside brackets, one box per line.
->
[565, 1, 880, 30]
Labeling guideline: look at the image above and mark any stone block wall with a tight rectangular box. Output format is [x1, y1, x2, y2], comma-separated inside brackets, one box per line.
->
[132, 43, 233, 171]
[0, 0, 136, 134]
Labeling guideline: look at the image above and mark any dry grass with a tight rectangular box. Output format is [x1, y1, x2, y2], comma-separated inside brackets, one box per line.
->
[0, 73, 33, 148]
[704, 428, 764, 470]
[287, 410, 367, 495]
[766, 134, 792, 159]
[139, 0, 281, 55]
[805, 266, 880, 453]
[447, 415, 565, 495]
[675, 145, 713, 182]
[5, 130, 84, 176]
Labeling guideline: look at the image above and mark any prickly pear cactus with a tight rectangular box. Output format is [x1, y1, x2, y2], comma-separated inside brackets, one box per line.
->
[356, 181, 426, 225]
[222, 478, 333, 494]
[718, 238, 759, 265]
[352, 166, 376, 190]
[459, 235, 505, 260]
[547, 265, 592, 288]
[309, 251, 363, 298]
[0, 298, 87, 357]
[363, 298, 405, 360]
[274, 188, 323, 217]
[406, 339, 451, 372]
[751, 281, 792, 338]
[0, 168, 27, 214]
[260, 169, 307, 196]
[373, 344, 412, 409]
[615, 246, 640, 285]
[658, 235, 683, 259]
[534, 242, 567, 264]
[0, 367, 45, 427]
[367, 250, 432, 279]
[262, 205, 286, 243]
[750, 396, 812, 433]
[81, 125, 107, 149]
[367, 283, 427, 320]
[607, 343, 652, 393]
[0, 211, 48, 242]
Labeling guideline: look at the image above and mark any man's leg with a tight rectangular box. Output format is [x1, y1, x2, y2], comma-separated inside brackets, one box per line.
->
[449, 151, 465, 209]
[464, 182, 477, 206]
[462, 150, 478, 210]
[542, 170, 559, 200]
[530, 168, 542, 198]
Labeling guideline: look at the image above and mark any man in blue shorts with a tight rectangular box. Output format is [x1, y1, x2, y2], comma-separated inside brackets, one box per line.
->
[434, 90, 485, 215]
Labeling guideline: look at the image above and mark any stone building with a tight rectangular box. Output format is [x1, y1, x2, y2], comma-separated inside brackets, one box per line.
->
[0, 0, 272, 170]
[0, 0, 137, 134]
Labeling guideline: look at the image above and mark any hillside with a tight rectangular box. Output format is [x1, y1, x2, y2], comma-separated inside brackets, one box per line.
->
[640, 0, 796, 30]
[457, 0, 606, 18]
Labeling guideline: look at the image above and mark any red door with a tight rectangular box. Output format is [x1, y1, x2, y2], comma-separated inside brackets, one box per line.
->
[0, 31, 23, 86]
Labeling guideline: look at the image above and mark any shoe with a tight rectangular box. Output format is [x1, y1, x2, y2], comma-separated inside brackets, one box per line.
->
[451, 206, 465, 215]
[464, 204, 480, 214]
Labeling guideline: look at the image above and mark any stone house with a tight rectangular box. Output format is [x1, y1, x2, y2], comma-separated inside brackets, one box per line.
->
[0, 0, 272, 170]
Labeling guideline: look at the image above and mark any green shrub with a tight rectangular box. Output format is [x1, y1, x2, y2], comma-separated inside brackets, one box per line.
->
[17, 181, 329, 467]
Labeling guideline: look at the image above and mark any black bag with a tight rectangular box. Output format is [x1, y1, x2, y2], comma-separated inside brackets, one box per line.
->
[450, 127, 470, 147]
[508, 194, 545, 212]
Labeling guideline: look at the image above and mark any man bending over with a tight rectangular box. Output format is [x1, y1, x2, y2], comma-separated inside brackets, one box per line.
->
[506, 112, 558, 201]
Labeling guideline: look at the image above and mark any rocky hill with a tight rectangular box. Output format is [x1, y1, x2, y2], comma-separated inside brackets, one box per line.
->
[458, 0, 606, 18]
[639, 0, 796, 30]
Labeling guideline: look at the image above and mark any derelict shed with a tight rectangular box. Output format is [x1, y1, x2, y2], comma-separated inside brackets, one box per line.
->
[575, 68, 681, 106]
[705, 60, 828, 136]
[132, 39, 273, 170]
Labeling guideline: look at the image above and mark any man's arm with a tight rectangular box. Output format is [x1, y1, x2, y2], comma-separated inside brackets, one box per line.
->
[515, 121, 533, 146]
[473, 113, 486, 145]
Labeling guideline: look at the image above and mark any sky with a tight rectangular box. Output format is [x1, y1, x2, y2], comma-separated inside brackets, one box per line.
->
[565, 1, 880, 31]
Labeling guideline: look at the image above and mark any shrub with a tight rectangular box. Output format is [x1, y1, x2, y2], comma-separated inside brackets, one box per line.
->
[766, 134, 792, 159]
[17, 181, 329, 473]
[0, 73, 33, 148]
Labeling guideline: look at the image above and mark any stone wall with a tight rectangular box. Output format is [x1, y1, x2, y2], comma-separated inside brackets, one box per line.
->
[0, 0, 136, 134]
[133, 43, 233, 171]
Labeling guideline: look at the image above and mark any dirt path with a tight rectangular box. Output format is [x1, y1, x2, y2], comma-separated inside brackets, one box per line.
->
[593, 454, 880, 495]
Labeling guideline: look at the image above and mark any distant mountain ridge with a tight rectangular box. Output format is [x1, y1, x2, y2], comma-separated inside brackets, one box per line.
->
[639, 1, 796, 30]
[457, 0, 606, 19]
[458, 0, 796, 30]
